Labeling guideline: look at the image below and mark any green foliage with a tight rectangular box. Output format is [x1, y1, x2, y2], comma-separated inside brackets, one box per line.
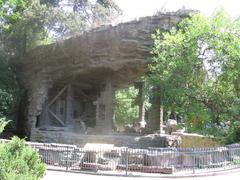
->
[149, 9, 240, 141]
[1, 0, 121, 55]
[224, 121, 240, 144]
[0, 120, 46, 179]
[115, 87, 139, 126]
[0, 0, 29, 54]
[0, 48, 22, 122]
[0, 137, 46, 180]
[0, 118, 8, 133]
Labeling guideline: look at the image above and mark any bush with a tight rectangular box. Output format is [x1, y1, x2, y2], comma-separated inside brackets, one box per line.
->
[0, 120, 46, 180]
[0, 118, 8, 133]
[0, 48, 23, 127]
[224, 121, 240, 144]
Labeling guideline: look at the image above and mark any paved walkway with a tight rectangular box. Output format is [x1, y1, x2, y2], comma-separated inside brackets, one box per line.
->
[42, 169, 240, 180]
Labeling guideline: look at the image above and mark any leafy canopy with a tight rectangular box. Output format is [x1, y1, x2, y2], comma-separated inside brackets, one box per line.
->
[149, 9, 240, 139]
[0, 0, 121, 55]
[115, 87, 139, 127]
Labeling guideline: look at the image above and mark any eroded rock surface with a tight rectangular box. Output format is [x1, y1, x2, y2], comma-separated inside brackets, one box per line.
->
[15, 9, 196, 141]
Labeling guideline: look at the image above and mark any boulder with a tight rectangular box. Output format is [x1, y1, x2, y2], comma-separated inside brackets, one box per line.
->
[166, 119, 177, 134]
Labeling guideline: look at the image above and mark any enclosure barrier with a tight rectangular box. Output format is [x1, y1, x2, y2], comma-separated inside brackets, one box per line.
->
[1, 139, 240, 175]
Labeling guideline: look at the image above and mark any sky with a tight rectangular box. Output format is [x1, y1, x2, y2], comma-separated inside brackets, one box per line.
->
[114, 0, 240, 22]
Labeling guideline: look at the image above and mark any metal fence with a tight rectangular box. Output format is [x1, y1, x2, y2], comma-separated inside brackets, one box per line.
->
[1, 139, 240, 175]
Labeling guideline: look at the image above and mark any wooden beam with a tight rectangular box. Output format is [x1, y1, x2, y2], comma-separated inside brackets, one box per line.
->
[48, 109, 65, 126]
[48, 85, 67, 107]
[78, 90, 92, 100]
[65, 84, 72, 124]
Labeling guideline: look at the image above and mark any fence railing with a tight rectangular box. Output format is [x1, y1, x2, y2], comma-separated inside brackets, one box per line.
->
[1, 139, 240, 175]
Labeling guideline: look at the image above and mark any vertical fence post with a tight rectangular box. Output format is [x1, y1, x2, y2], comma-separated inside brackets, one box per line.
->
[193, 148, 195, 174]
[125, 147, 129, 176]
[224, 147, 227, 170]
[66, 146, 69, 171]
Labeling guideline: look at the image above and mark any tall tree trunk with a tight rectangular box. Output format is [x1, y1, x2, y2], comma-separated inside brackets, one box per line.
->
[138, 82, 145, 123]
[159, 102, 163, 134]
[159, 86, 164, 134]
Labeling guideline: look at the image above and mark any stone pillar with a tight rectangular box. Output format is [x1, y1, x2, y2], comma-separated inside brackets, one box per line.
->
[28, 75, 50, 140]
[105, 78, 114, 131]
[147, 86, 161, 132]
[94, 77, 114, 134]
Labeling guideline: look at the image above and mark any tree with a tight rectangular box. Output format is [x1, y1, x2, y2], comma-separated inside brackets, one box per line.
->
[0, 137, 46, 180]
[0, 48, 22, 124]
[0, 119, 46, 179]
[114, 87, 139, 128]
[149, 9, 240, 140]
[0, 118, 8, 133]
[1, 0, 121, 56]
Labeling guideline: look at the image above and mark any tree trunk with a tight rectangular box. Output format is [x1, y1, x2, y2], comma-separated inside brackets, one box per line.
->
[138, 82, 145, 123]
[159, 102, 163, 134]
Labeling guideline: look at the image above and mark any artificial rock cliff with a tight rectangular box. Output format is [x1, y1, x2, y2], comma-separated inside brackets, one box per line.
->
[15, 9, 195, 143]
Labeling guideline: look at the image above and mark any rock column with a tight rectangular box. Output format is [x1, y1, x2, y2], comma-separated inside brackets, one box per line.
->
[94, 77, 114, 133]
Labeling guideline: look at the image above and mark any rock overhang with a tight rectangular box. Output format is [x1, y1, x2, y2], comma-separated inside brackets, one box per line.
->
[13, 9, 199, 140]
[15, 9, 197, 89]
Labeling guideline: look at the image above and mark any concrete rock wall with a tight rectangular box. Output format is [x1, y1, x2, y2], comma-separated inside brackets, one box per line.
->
[15, 9, 196, 141]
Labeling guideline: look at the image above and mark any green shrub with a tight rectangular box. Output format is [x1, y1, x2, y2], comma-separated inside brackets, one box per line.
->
[0, 119, 46, 180]
[224, 121, 240, 144]
[115, 87, 139, 127]
[0, 117, 8, 133]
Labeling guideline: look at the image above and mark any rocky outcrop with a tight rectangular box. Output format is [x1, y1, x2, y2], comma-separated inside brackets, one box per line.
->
[16, 9, 195, 89]
[14, 9, 196, 140]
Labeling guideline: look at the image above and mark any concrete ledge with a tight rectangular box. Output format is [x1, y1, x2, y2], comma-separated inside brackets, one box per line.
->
[47, 166, 240, 178]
